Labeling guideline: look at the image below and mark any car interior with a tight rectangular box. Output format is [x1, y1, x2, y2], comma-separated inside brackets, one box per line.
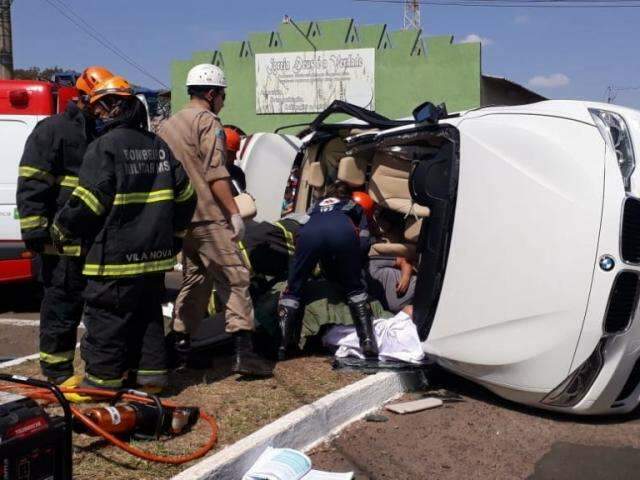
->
[294, 132, 429, 263]
[284, 101, 460, 340]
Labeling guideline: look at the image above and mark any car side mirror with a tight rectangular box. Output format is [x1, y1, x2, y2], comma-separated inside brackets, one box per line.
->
[412, 102, 448, 125]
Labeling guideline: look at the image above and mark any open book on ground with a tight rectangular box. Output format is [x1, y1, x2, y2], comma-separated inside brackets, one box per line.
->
[243, 446, 353, 480]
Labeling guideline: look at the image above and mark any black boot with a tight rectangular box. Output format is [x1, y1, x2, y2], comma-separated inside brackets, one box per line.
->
[277, 298, 301, 361]
[166, 331, 191, 371]
[232, 331, 273, 377]
[348, 293, 379, 358]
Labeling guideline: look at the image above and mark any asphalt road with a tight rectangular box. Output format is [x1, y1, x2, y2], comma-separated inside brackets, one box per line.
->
[0, 282, 43, 360]
[309, 369, 640, 480]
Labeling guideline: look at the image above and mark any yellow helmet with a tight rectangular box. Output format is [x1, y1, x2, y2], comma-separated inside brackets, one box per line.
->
[75, 66, 114, 95]
[89, 76, 133, 104]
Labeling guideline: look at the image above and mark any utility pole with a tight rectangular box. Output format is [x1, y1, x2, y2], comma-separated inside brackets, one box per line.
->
[606, 86, 616, 104]
[403, 0, 421, 31]
[0, 0, 13, 79]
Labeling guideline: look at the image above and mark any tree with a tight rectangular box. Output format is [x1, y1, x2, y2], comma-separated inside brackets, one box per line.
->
[13, 66, 70, 81]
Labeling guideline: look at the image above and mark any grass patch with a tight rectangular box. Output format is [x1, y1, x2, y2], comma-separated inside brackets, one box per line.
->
[1, 352, 363, 480]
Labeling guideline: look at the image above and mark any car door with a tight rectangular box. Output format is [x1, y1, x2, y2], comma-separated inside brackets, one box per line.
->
[239, 133, 302, 223]
[419, 113, 605, 392]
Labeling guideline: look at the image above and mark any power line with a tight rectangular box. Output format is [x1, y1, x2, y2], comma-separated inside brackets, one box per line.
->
[355, 0, 640, 7]
[46, 0, 168, 88]
[606, 85, 640, 103]
[358, 0, 640, 3]
[430, 0, 640, 2]
[41, 0, 168, 88]
[51, 0, 158, 83]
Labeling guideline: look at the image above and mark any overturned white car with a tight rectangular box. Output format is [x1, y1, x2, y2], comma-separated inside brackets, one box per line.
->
[240, 99, 640, 415]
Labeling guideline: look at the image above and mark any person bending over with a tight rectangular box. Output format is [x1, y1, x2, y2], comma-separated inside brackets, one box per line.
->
[277, 181, 379, 360]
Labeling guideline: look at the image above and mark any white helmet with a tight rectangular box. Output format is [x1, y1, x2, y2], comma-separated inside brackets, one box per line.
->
[186, 64, 227, 88]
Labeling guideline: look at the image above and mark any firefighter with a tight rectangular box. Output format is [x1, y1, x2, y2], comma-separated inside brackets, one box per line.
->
[51, 76, 196, 390]
[277, 182, 379, 360]
[16, 66, 114, 384]
[158, 64, 272, 377]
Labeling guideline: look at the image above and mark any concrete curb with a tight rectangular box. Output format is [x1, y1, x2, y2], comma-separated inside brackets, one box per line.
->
[0, 353, 40, 369]
[173, 370, 422, 480]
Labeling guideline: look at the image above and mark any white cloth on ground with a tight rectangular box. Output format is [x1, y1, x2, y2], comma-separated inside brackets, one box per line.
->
[322, 311, 426, 364]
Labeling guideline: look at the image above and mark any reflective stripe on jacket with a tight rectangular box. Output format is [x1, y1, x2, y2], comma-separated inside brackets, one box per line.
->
[16, 101, 93, 254]
[53, 123, 196, 277]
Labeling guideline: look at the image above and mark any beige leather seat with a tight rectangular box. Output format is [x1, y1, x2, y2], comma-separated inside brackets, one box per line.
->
[368, 151, 430, 218]
[404, 217, 423, 242]
[322, 137, 348, 178]
[367, 152, 428, 260]
[337, 156, 366, 188]
[307, 161, 325, 189]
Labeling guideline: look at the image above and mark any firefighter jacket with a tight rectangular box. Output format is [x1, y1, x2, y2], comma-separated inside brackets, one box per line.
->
[16, 102, 95, 255]
[52, 122, 196, 278]
[241, 218, 301, 278]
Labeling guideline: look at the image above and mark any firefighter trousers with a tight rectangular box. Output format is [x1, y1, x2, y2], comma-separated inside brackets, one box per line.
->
[286, 214, 365, 301]
[173, 221, 254, 335]
[80, 274, 167, 389]
[39, 254, 86, 380]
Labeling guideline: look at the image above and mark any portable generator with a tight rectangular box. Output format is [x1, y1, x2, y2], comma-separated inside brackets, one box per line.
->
[0, 374, 72, 480]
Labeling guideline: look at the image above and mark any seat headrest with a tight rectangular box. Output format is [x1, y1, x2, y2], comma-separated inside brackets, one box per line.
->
[368, 152, 430, 217]
[337, 156, 365, 188]
[307, 162, 325, 189]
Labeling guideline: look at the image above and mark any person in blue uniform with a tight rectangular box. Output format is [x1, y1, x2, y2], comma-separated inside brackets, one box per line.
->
[277, 181, 379, 360]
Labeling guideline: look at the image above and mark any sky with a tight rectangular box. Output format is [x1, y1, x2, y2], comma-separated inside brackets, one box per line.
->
[9, 0, 640, 108]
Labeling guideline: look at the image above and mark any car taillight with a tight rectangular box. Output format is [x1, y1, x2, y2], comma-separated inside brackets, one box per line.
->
[9, 89, 30, 108]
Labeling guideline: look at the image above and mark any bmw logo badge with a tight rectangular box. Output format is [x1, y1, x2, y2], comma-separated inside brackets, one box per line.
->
[599, 255, 615, 272]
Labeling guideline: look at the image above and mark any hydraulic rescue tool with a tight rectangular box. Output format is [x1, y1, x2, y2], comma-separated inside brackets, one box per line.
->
[0, 373, 218, 478]
[74, 389, 199, 439]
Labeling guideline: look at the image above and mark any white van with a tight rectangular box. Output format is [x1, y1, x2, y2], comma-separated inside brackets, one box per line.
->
[0, 80, 63, 283]
[242, 99, 640, 415]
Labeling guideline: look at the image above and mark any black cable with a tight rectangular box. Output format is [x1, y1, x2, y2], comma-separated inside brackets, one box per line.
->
[359, 0, 640, 3]
[41, 0, 168, 88]
[355, 0, 640, 7]
[51, 0, 165, 87]
[429, 0, 640, 2]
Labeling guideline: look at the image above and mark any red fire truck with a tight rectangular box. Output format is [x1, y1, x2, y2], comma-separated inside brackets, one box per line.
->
[0, 80, 78, 283]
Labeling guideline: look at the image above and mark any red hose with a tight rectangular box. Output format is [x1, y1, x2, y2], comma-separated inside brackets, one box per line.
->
[0, 384, 218, 465]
